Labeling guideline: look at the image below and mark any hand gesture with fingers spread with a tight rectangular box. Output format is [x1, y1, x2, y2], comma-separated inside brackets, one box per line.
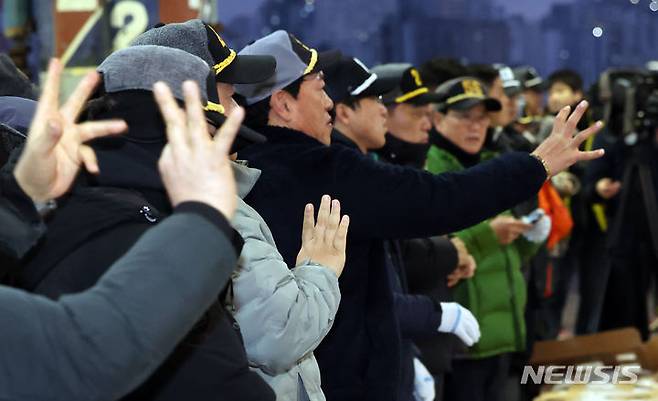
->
[532, 100, 605, 177]
[153, 80, 241, 220]
[296, 195, 350, 277]
[14, 58, 127, 201]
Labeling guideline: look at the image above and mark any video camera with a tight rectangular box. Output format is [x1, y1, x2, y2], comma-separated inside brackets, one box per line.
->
[598, 67, 658, 144]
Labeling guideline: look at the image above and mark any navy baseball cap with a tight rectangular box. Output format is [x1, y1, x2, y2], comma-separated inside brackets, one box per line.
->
[324, 56, 398, 104]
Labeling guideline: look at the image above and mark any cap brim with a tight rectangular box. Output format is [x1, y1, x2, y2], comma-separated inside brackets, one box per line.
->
[404, 91, 442, 105]
[448, 97, 502, 112]
[218, 55, 277, 84]
[359, 75, 400, 98]
[206, 111, 267, 151]
[525, 81, 547, 92]
[312, 49, 342, 74]
[503, 86, 523, 97]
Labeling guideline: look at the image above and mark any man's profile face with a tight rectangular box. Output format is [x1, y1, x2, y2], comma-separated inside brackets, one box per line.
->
[548, 81, 582, 114]
[345, 96, 388, 150]
[387, 103, 432, 144]
[488, 77, 516, 127]
[435, 103, 490, 155]
[287, 72, 335, 145]
[523, 89, 544, 116]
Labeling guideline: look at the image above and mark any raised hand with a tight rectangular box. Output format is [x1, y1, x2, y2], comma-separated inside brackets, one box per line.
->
[153, 80, 241, 220]
[296, 195, 350, 277]
[14, 58, 127, 201]
[532, 100, 604, 178]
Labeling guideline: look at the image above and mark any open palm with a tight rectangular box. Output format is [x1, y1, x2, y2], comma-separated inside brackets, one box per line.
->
[14, 58, 126, 201]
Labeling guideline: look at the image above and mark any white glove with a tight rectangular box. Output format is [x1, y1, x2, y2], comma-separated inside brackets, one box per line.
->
[521, 208, 552, 243]
[438, 302, 481, 346]
[413, 358, 435, 401]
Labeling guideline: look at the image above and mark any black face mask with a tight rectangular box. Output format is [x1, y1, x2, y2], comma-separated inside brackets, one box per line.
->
[381, 133, 430, 168]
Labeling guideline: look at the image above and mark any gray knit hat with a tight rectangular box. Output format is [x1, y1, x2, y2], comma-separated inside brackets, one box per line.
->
[98, 45, 213, 104]
[98, 45, 266, 149]
[131, 19, 276, 84]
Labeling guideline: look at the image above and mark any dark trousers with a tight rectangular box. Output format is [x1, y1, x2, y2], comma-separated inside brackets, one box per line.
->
[444, 355, 510, 401]
[600, 241, 657, 341]
[574, 232, 611, 334]
[545, 230, 609, 338]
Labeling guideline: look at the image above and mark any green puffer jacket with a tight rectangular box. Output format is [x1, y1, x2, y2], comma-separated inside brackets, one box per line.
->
[426, 145, 540, 359]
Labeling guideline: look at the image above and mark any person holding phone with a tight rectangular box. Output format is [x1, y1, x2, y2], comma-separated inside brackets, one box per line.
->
[425, 77, 549, 401]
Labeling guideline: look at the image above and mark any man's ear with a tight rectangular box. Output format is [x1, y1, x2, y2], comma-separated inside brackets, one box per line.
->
[270, 90, 295, 122]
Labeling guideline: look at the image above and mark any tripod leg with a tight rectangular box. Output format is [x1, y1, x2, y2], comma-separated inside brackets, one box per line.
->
[638, 165, 658, 258]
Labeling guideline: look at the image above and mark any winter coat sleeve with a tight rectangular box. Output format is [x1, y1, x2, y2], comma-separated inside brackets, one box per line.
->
[393, 291, 443, 340]
[230, 200, 341, 375]
[401, 236, 458, 294]
[0, 203, 240, 401]
[330, 149, 546, 241]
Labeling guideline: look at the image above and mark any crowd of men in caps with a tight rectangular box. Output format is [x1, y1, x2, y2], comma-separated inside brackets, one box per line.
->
[4, 17, 643, 401]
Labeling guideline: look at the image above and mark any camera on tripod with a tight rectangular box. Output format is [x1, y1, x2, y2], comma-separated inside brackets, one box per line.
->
[598, 67, 658, 145]
[596, 65, 658, 258]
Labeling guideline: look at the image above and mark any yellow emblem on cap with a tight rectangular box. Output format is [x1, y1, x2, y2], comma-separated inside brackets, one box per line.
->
[410, 69, 423, 87]
[462, 79, 484, 96]
[446, 79, 486, 105]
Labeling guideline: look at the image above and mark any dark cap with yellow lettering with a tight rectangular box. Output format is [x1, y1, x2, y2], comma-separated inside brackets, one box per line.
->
[434, 77, 502, 112]
[372, 64, 441, 105]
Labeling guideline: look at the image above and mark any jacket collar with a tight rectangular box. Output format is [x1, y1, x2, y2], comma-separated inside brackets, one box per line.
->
[330, 128, 360, 151]
[430, 127, 481, 168]
[232, 161, 261, 199]
[256, 124, 325, 146]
